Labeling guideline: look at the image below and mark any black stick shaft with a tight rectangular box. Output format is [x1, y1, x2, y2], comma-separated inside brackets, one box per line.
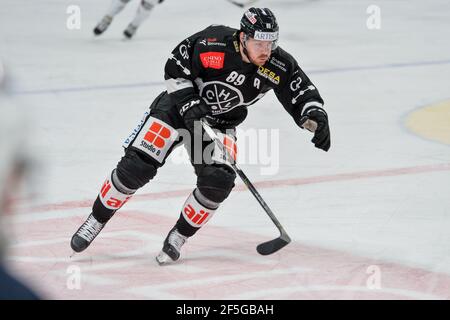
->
[201, 120, 289, 238]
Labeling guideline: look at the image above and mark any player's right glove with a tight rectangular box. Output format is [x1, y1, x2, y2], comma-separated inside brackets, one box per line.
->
[299, 106, 330, 152]
[177, 96, 211, 132]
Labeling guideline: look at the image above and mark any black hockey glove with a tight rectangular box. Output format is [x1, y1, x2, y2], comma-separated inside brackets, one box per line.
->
[203, 112, 247, 130]
[178, 96, 211, 132]
[299, 107, 330, 152]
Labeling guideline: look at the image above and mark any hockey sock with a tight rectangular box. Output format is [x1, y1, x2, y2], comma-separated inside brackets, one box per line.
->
[129, 0, 156, 28]
[92, 169, 136, 223]
[106, 0, 131, 17]
[175, 188, 219, 237]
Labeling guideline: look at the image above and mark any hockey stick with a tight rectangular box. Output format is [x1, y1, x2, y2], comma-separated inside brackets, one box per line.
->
[201, 119, 291, 255]
[226, 0, 259, 8]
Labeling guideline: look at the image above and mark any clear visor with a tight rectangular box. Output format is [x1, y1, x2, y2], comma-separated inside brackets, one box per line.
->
[244, 33, 278, 51]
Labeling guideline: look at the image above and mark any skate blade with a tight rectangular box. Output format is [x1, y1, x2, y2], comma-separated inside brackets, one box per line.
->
[155, 251, 174, 265]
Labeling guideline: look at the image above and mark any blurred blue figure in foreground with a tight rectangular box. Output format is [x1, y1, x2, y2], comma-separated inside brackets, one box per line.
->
[0, 60, 40, 300]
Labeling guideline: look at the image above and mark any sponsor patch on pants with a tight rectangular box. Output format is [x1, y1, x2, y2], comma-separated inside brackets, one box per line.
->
[131, 117, 178, 163]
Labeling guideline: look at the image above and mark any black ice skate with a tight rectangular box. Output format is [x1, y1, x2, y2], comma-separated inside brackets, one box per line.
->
[156, 227, 188, 265]
[93, 15, 113, 35]
[123, 23, 138, 39]
[70, 213, 106, 253]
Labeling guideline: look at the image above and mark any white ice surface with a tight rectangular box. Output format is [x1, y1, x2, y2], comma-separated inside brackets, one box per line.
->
[1, 0, 450, 299]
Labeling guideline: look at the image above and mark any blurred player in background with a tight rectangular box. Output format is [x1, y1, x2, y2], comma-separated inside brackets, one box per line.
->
[93, 0, 165, 39]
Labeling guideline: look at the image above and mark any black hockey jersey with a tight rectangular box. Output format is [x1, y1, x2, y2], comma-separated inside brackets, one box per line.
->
[164, 25, 324, 128]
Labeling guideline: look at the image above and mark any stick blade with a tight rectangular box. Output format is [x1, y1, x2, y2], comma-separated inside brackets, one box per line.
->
[256, 236, 291, 255]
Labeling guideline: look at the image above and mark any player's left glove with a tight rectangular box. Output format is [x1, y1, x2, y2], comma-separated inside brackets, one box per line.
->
[178, 96, 211, 132]
[299, 106, 330, 152]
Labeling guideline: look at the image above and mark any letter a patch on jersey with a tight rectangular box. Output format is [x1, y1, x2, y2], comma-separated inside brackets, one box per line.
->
[200, 52, 225, 69]
[132, 117, 178, 163]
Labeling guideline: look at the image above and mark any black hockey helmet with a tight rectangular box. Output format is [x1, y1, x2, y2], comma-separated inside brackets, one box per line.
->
[240, 7, 279, 49]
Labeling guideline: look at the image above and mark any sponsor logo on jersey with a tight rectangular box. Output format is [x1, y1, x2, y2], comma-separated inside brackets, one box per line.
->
[206, 37, 226, 47]
[207, 41, 227, 47]
[257, 66, 280, 85]
[269, 56, 287, 72]
[200, 52, 225, 69]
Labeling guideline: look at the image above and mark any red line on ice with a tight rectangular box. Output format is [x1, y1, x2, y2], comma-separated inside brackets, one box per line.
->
[27, 163, 450, 213]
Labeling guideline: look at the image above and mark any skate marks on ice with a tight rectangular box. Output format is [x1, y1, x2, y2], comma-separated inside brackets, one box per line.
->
[6, 209, 450, 299]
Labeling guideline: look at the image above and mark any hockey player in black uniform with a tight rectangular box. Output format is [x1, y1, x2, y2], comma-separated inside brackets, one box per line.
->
[71, 7, 330, 264]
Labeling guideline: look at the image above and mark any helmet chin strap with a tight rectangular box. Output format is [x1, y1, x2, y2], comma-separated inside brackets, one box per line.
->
[240, 35, 257, 66]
